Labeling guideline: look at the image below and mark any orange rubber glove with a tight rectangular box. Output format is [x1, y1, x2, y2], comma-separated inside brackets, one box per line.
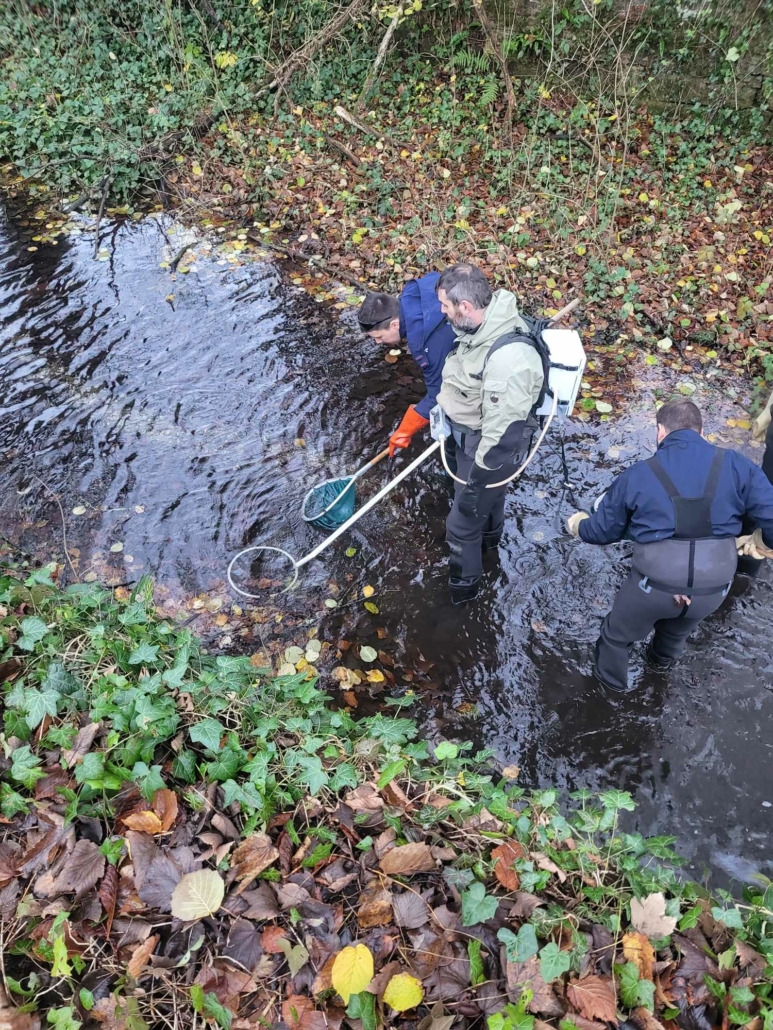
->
[389, 405, 430, 457]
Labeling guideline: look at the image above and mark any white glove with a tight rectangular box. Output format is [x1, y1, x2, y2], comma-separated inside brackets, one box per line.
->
[566, 511, 590, 537]
[741, 528, 773, 559]
[752, 389, 773, 442]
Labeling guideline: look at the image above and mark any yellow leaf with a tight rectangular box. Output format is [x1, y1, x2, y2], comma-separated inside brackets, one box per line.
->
[383, 972, 424, 1012]
[362, 585, 375, 598]
[366, 669, 385, 683]
[192, 163, 203, 176]
[638, 192, 649, 203]
[331, 944, 374, 1004]
[736, 419, 751, 430]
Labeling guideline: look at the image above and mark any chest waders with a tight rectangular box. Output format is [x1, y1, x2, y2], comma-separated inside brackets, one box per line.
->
[632, 448, 738, 596]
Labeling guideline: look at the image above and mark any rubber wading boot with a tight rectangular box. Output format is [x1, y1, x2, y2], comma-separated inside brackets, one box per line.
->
[450, 579, 480, 605]
[482, 531, 502, 552]
[645, 643, 675, 672]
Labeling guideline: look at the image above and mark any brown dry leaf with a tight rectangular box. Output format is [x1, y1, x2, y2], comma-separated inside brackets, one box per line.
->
[282, 995, 315, 1028]
[127, 933, 159, 980]
[344, 783, 384, 811]
[51, 839, 105, 895]
[99, 865, 118, 939]
[629, 1008, 667, 1030]
[506, 955, 564, 1017]
[0, 986, 40, 1030]
[491, 840, 526, 891]
[228, 833, 280, 894]
[240, 883, 280, 921]
[380, 843, 435, 876]
[223, 918, 263, 972]
[152, 789, 178, 832]
[20, 824, 71, 874]
[393, 890, 431, 930]
[381, 780, 414, 811]
[312, 953, 339, 997]
[121, 810, 164, 834]
[261, 925, 289, 954]
[533, 852, 567, 884]
[565, 1017, 608, 1030]
[0, 843, 19, 886]
[566, 976, 618, 1024]
[62, 722, 100, 767]
[358, 882, 393, 928]
[623, 932, 655, 980]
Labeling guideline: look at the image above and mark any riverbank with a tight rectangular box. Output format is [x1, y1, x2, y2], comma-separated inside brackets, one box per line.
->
[1, 566, 772, 1030]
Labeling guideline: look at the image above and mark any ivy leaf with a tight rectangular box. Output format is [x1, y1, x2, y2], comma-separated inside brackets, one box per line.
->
[18, 616, 49, 651]
[189, 718, 225, 754]
[51, 934, 72, 978]
[461, 881, 499, 926]
[128, 641, 160, 666]
[10, 746, 45, 790]
[130, 762, 166, 801]
[539, 942, 572, 982]
[434, 741, 459, 761]
[24, 688, 60, 729]
[711, 906, 744, 930]
[42, 662, 80, 696]
[295, 755, 329, 795]
[616, 961, 655, 1010]
[205, 748, 243, 782]
[498, 923, 539, 963]
[329, 762, 360, 792]
[468, 938, 486, 986]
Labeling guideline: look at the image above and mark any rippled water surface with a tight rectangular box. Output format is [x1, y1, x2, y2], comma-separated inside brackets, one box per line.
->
[1, 203, 771, 889]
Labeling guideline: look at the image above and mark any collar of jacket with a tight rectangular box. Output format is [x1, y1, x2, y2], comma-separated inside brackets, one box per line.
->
[453, 289, 523, 351]
[657, 428, 705, 452]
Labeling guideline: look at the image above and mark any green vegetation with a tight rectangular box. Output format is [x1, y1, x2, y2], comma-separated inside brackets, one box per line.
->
[1, 0, 773, 376]
[0, 565, 772, 1028]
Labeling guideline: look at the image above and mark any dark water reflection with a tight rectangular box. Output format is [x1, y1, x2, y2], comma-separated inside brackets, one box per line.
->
[1, 203, 771, 890]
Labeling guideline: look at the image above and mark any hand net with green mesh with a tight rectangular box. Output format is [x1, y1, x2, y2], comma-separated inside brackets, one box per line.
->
[301, 476, 357, 530]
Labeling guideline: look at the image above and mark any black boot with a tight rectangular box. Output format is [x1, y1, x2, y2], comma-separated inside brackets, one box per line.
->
[645, 643, 675, 672]
[450, 578, 480, 605]
[482, 531, 502, 553]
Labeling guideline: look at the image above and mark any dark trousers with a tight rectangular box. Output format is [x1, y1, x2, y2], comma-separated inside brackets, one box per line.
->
[596, 570, 729, 691]
[763, 420, 773, 484]
[446, 447, 514, 589]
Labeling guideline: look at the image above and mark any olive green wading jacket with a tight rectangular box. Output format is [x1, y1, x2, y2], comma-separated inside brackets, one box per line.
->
[437, 289, 545, 470]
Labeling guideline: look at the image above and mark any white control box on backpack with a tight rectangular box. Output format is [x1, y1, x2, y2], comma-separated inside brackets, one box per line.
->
[535, 328, 587, 423]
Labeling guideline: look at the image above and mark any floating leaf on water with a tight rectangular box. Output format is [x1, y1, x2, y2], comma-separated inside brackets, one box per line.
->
[324, 599, 338, 608]
[170, 869, 224, 921]
[645, 355, 658, 365]
[595, 401, 613, 414]
[657, 337, 673, 351]
[284, 646, 304, 663]
[277, 662, 297, 676]
[110, 542, 124, 553]
[362, 585, 375, 598]
[134, 505, 145, 514]
[360, 646, 378, 663]
[364, 602, 380, 614]
[345, 547, 357, 557]
[306, 639, 322, 654]
[366, 669, 385, 683]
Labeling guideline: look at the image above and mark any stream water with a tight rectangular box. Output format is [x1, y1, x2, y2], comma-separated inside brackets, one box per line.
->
[1, 203, 771, 890]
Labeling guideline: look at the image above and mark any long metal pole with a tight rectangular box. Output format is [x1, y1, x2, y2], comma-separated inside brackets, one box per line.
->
[295, 441, 440, 568]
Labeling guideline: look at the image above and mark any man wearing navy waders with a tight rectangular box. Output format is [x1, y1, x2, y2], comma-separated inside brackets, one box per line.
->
[566, 400, 773, 692]
[358, 273, 457, 460]
[435, 264, 545, 605]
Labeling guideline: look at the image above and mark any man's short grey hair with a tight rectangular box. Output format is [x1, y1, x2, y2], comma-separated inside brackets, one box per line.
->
[436, 263, 492, 311]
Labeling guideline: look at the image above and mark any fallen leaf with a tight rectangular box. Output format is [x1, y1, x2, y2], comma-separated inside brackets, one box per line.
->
[282, 995, 315, 1028]
[229, 832, 280, 893]
[344, 783, 384, 812]
[533, 852, 567, 884]
[506, 955, 563, 1016]
[278, 936, 309, 977]
[312, 953, 339, 997]
[62, 722, 100, 767]
[261, 925, 289, 953]
[110, 542, 124, 553]
[224, 918, 263, 971]
[630, 893, 677, 939]
[393, 890, 431, 929]
[566, 976, 618, 1023]
[152, 789, 178, 832]
[121, 810, 164, 834]
[357, 882, 393, 928]
[366, 669, 386, 683]
[72, 505, 87, 515]
[380, 843, 435, 875]
[99, 865, 118, 939]
[363, 585, 375, 597]
[332, 943, 374, 1004]
[137, 855, 183, 911]
[127, 934, 159, 980]
[51, 839, 105, 894]
[240, 883, 280, 921]
[170, 869, 224, 920]
[491, 840, 526, 891]
[502, 765, 520, 779]
[623, 931, 655, 980]
[360, 646, 378, 662]
[384, 972, 424, 1012]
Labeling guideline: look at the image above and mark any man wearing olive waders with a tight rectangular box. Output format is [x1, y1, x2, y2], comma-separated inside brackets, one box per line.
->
[358, 273, 458, 461]
[435, 264, 545, 605]
[567, 400, 773, 692]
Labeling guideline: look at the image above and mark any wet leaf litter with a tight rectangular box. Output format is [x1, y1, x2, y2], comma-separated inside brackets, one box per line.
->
[0, 575, 771, 1030]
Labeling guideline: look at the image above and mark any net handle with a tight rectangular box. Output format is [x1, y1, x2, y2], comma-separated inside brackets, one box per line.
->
[301, 445, 391, 522]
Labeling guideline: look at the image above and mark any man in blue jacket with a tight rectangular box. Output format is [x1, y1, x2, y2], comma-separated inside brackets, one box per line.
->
[566, 400, 773, 692]
[358, 273, 458, 458]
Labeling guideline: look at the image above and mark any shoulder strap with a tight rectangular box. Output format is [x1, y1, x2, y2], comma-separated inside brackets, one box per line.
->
[647, 448, 725, 500]
[473, 328, 552, 411]
[646, 456, 680, 499]
[703, 447, 726, 499]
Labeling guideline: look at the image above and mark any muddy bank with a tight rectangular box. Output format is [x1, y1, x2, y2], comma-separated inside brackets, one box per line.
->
[1, 203, 771, 889]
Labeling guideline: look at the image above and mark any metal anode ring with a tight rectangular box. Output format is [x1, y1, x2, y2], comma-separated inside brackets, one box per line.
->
[226, 544, 300, 598]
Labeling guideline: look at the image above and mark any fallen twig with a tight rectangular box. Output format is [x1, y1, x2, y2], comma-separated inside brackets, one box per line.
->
[92, 173, 112, 260]
[30, 474, 78, 584]
[324, 134, 362, 169]
[356, 6, 403, 113]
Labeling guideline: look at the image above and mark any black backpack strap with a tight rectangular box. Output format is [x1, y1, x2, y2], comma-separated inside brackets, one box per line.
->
[471, 327, 552, 412]
[646, 456, 680, 499]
